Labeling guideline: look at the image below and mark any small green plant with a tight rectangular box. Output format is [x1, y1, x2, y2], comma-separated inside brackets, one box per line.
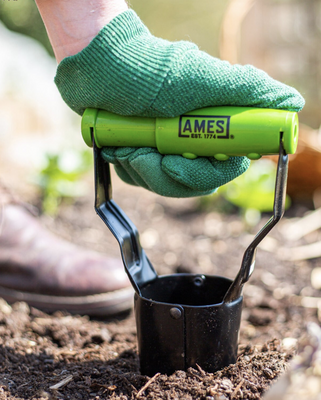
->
[200, 159, 291, 224]
[221, 159, 287, 212]
[35, 148, 93, 215]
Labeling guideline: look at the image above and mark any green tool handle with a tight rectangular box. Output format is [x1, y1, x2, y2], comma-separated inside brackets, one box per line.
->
[81, 106, 299, 160]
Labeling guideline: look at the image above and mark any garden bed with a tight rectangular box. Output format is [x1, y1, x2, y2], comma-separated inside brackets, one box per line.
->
[0, 174, 318, 399]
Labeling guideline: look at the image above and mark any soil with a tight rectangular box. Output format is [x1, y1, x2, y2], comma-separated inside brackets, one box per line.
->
[0, 171, 320, 400]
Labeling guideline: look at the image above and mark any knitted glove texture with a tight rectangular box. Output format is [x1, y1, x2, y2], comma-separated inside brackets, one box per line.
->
[101, 147, 250, 197]
[55, 10, 304, 197]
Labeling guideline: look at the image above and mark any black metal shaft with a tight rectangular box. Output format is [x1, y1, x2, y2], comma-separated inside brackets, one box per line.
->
[224, 140, 288, 303]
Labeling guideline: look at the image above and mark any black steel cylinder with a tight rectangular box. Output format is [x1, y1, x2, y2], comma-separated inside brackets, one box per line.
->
[134, 273, 243, 376]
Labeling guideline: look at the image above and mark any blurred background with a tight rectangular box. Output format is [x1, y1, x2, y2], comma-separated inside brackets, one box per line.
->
[1, 0, 321, 215]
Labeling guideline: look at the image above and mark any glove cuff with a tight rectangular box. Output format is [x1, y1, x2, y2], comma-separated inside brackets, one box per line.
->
[55, 10, 193, 116]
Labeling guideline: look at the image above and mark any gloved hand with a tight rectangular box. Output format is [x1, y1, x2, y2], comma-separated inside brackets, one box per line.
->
[101, 147, 249, 197]
[55, 10, 305, 197]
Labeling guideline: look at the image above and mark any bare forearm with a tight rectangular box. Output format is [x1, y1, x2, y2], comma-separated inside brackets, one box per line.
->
[35, 0, 128, 63]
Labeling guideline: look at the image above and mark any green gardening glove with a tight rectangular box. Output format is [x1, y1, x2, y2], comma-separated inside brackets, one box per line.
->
[101, 147, 249, 197]
[55, 10, 305, 197]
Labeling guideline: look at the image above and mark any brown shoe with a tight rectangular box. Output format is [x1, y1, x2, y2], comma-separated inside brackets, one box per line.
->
[0, 204, 133, 316]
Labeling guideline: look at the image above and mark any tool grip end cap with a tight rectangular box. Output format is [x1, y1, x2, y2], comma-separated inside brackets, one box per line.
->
[81, 108, 99, 147]
[283, 112, 299, 154]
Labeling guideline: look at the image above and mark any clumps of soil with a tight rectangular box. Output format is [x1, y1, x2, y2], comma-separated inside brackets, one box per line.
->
[2, 180, 320, 399]
[0, 300, 295, 400]
[132, 341, 292, 400]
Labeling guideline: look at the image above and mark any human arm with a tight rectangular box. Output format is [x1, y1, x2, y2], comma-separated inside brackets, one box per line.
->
[35, 1, 304, 197]
[35, 0, 128, 63]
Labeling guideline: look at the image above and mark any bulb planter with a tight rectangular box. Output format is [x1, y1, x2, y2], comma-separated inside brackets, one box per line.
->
[85, 107, 292, 375]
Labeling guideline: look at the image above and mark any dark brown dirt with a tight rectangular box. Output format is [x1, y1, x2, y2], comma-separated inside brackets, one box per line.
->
[0, 172, 319, 399]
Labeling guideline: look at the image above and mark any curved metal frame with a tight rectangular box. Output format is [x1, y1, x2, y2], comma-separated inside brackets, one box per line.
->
[93, 136, 157, 296]
[224, 141, 288, 302]
[93, 130, 288, 301]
